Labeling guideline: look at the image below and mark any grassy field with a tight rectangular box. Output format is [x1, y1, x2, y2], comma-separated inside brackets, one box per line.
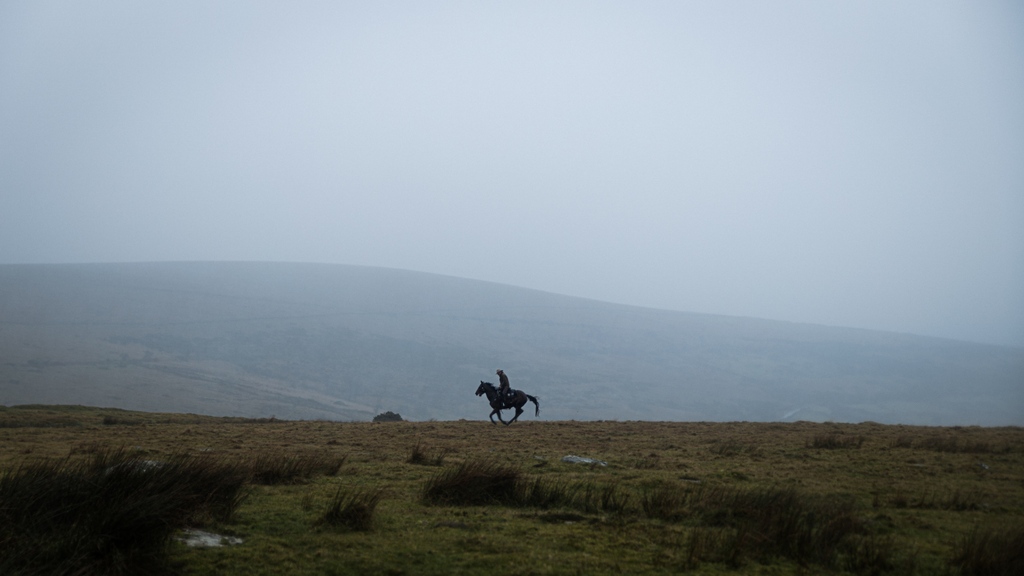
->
[1, 405, 1022, 575]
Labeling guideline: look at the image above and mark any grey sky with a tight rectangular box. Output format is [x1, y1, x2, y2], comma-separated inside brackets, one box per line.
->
[2, 1, 1022, 346]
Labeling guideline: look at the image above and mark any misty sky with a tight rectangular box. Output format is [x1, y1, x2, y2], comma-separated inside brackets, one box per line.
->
[2, 1, 1022, 347]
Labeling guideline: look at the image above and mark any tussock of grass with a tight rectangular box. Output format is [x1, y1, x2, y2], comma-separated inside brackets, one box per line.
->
[422, 460, 632, 516]
[315, 487, 385, 531]
[640, 482, 891, 571]
[842, 534, 904, 575]
[810, 433, 865, 449]
[102, 415, 142, 426]
[709, 439, 759, 456]
[407, 443, 448, 466]
[641, 481, 690, 521]
[0, 449, 249, 576]
[519, 476, 577, 508]
[422, 460, 522, 506]
[241, 451, 345, 485]
[572, 481, 631, 515]
[701, 486, 863, 566]
[631, 453, 661, 469]
[916, 436, 1006, 454]
[949, 525, 1024, 576]
[886, 488, 984, 511]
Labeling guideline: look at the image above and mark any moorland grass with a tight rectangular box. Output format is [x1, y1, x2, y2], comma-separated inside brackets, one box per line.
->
[0, 449, 249, 575]
[1, 407, 1022, 575]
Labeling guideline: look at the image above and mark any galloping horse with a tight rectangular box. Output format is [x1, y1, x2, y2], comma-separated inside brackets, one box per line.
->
[475, 381, 540, 425]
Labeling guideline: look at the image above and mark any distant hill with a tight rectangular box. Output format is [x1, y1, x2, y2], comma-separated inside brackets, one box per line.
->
[1, 262, 1021, 425]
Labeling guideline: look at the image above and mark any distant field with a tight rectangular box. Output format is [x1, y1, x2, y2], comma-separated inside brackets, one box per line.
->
[1, 405, 1022, 575]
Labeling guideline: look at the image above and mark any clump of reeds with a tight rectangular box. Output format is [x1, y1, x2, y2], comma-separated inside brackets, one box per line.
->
[315, 487, 386, 531]
[0, 448, 249, 576]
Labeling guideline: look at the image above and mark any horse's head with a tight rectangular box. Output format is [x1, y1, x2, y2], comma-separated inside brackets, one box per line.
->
[475, 381, 493, 396]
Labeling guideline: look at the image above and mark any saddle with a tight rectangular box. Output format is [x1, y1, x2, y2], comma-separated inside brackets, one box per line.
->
[501, 388, 517, 405]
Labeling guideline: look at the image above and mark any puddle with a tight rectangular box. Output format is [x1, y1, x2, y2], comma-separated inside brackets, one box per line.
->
[561, 455, 607, 466]
[179, 529, 243, 548]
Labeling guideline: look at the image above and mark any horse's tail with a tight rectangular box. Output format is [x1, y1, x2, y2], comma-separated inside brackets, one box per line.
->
[527, 394, 540, 417]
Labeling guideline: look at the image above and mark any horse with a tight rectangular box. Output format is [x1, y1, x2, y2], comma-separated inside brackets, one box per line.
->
[475, 381, 540, 425]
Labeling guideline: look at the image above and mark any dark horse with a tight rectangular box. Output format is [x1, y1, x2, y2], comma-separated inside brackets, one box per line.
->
[475, 381, 540, 425]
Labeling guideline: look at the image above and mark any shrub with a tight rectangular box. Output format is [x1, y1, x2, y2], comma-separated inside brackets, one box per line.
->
[373, 411, 403, 422]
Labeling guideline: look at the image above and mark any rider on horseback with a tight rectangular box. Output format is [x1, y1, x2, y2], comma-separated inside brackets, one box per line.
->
[496, 369, 514, 405]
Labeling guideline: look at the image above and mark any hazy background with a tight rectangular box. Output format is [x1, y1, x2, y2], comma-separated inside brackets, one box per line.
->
[2, 1, 1022, 347]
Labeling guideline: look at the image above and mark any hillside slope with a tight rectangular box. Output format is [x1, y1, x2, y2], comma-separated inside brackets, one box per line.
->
[1, 262, 1020, 424]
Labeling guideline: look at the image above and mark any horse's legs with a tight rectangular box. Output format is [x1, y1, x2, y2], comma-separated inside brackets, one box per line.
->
[490, 403, 508, 425]
[506, 405, 524, 425]
[490, 407, 504, 424]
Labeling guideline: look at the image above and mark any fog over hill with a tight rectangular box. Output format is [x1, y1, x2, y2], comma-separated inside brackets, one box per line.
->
[0, 262, 1020, 425]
